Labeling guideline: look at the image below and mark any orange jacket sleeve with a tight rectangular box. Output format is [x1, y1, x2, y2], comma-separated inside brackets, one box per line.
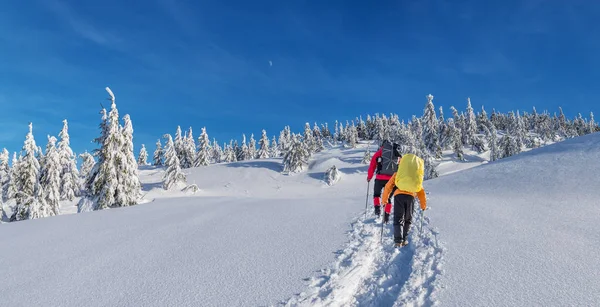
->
[381, 172, 396, 205]
[416, 189, 427, 210]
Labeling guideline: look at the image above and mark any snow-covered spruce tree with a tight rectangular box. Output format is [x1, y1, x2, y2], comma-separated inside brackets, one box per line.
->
[195, 127, 211, 166]
[483, 124, 500, 162]
[449, 106, 466, 146]
[315, 133, 325, 152]
[557, 107, 567, 137]
[448, 119, 464, 161]
[500, 134, 520, 159]
[321, 123, 332, 140]
[423, 94, 442, 159]
[162, 134, 186, 190]
[39, 136, 61, 216]
[312, 123, 322, 140]
[465, 98, 477, 146]
[269, 136, 279, 158]
[78, 151, 95, 182]
[346, 124, 358, 148]
[6, 153, 19, 200]
[238, 134, 251, 161]
[249, 133, 257, 159]
[282, 134, 309, 174]
[361, 146, 371, 164]
[590, 112, 596, 134]
[153, 139, 163, 166]
[224, 142, 236, 162]
[357, 116, 368, 140]
[174, 126, 185, 167]
[324, 165, 341, 186]
[178, 127, 196, 168]
[303, 122, 315, 153]
[0, 148, 9, 200]
[57, 119, 79, 201]
[138, 144, 149, 166]
[117, 114, 141, 207]
[11, 123, 42, 221]
[257, 129, 270, 159]
[81, 87, 138, 211]
[212, 139, 223, 164]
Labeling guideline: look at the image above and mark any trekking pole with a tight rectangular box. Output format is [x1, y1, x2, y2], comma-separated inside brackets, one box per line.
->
[420, 209, 424, 237]
[364, 181, 370, 220]
[380, 204, 386, 243]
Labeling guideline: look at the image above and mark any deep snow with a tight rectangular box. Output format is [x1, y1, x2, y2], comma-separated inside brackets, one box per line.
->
[3, 134, 598, 306]
[426, 132, 600, 306]
[0, 145, 382, 306]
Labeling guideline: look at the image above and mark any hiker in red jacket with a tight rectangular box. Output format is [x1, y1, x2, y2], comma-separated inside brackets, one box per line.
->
[367, 140, 401, 220]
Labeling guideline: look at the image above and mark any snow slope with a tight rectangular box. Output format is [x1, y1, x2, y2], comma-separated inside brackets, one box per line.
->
[425, 132, 600, 306]
[0, 145, 384, 306]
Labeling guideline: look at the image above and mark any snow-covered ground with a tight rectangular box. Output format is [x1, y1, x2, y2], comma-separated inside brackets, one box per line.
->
[3, 135, 599, 306]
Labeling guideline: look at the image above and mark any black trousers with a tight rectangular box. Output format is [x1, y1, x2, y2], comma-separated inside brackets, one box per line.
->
[393, 193, 415, 243]
[373, 179, 393, 206]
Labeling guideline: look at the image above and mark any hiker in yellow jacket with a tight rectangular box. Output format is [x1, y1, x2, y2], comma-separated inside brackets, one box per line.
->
[381, 153, 427, 247]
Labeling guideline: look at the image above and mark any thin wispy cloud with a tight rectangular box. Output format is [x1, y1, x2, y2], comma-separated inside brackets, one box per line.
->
[155, 0, 200, 36]
[44, 0, 118, 46]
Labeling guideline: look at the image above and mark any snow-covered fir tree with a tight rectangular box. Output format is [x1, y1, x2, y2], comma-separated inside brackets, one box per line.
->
[39, 135, 61, 216]
[0, 148, 9, 200]
[57, 119, 79, 201]
[195, 127, 211, 166]
[423, 94, 442, 158]
[500, 134, 520, 159]
[346, 123, 358, 148]
[82, 87, 139, 211]
[174, 126, 185, 167]
[257, 129, 270, 159]
[590, 112, 596, 134]
[238, 134, 251, 161]
[324, 165, 341, 186]
[6, 152, 19, 200]
[484, 124, 500, 162]
[178, 127, 196, 168]
[282, 134, 309, 173]
[11, 123, 42, 221]
[138, 144, 149, 166]
[212, 139, 223, 163]
[312, 123, 322, 140]
[361, 146, 371, 164]
[117, 114, 141, 206]
[78, 152, 95, 182]
[269, 136, 279, 158]
[465, 98, 477, 146]
[162, 134, 186, 190]
[153, 139, 163, 166]
[303, 123, 315, 152]
[224, 142, 236, 162]
[448, 119, 464, 161]
[248, 133, 257, 159]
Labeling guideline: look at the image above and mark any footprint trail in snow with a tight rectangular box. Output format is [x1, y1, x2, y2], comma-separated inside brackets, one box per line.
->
[284, 205, 445, 307]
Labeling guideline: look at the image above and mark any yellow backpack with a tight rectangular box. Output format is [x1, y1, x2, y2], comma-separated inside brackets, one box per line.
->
[394, 153, 425, 193]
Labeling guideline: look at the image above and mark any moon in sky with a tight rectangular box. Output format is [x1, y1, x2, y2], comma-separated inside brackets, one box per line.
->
[269, 60, 272, 67]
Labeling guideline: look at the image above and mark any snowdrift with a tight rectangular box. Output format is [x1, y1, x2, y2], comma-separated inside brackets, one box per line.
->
[427, 132, 600, 306]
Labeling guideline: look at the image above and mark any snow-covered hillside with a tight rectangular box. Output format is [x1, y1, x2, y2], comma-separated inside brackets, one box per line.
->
[425, 132, 600, 306]
[0, 144, 385, 306]
[3, 134, 599, 306]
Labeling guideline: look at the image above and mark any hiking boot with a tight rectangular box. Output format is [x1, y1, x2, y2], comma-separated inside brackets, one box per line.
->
[401, 240, 408, 247]
[374, 205, 381, 217]
[383, 212, 390, 224]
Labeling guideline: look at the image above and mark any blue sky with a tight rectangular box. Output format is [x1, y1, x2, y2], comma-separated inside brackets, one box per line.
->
[1, 0, 599, 158]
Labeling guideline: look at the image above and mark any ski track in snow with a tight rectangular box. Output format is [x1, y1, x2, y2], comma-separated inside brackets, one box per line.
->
[283, 201, 445, 307]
